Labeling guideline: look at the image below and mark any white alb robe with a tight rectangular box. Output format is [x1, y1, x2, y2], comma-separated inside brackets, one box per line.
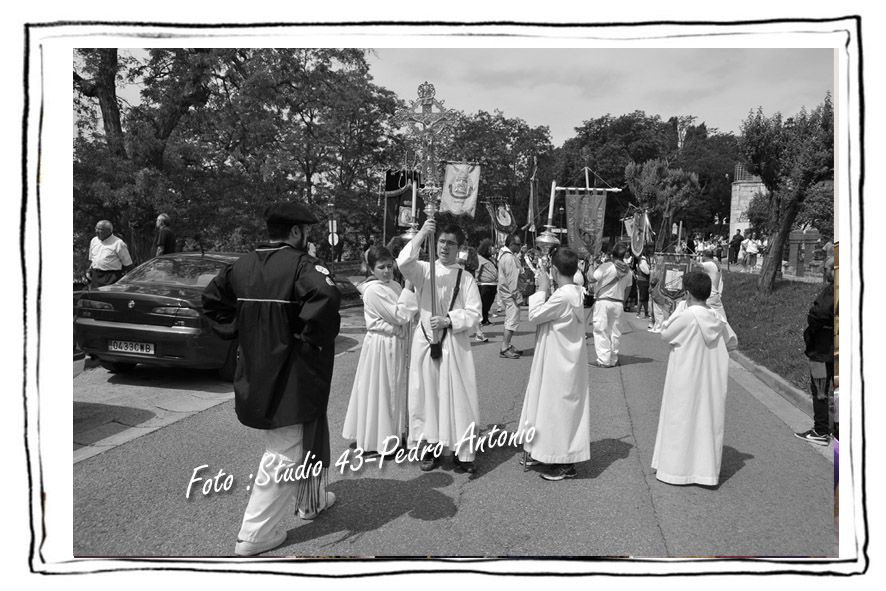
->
[342, 280, 418, 452]
[518, 284, 591, 464]
[397, 235, 483, 461]
[652, 304, 738, 485]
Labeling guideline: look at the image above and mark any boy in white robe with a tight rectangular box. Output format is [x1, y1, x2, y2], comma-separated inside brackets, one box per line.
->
[342, 246, 418, 455]
[397, 218, 483, 473]
[652, 271, 738, 486]
[518, 248, 591, 481]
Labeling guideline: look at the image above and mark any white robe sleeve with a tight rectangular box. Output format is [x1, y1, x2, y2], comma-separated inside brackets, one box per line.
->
[363, 283, 417, 326]
[724, 322, 739, 351]
[396, 234, 428, 288]
[661, 306, 692, 344]
[527, 288, 571, 324]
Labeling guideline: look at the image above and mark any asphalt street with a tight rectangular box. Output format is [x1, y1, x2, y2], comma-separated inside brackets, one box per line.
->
[73, 302, 834, 558]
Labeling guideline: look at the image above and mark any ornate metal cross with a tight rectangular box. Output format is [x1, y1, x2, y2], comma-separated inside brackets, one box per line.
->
[393, 81, 458, 205]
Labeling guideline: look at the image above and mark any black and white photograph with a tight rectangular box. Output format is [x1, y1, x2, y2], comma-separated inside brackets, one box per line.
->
[12, 8, 871, 585]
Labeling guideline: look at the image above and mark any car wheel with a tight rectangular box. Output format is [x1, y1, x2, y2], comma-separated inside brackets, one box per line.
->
[99, 361, 137, 373]
[218, 341, 239, 382]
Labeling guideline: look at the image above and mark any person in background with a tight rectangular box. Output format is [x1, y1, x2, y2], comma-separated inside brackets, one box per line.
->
[729, 229, 744, 266]
[635, 247, 651, 319]
[588, 243, 633, 368]
[497, 233, 524, 359]
[475, 238, 498, 329]
[87, 220, 133, 288]
[794, 257, 836, 447]
[461, 245, 488, 343]
[153, 213, 177, 257]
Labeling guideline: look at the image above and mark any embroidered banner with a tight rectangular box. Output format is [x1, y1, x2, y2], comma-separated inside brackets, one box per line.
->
[486, 202, 517, 235]
[565, 189, 607, 259]
[440, 163, 480, 217]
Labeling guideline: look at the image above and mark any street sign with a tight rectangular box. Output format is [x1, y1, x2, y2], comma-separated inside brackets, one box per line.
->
[328, 232, 340, 246]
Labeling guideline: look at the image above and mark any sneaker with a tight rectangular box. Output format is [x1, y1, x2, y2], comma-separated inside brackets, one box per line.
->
[646, 325, 655, 331]
[540, 464, 577, 481]
[480, 320, 492, 326]
[508, 344, 523, 355]
[474, 334, 489, 342]
[794, 429, 830, 446]
[518, 455, 540, 467]
[499, 348, 521, 359]
[297, 492, 336, 520]
[649, 328, 662, 334]
[234, 528, 287, 556]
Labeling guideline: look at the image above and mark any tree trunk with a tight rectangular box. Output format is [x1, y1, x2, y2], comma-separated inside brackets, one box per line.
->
[96, 50, 126, 159]
[756, 198, 800, 296]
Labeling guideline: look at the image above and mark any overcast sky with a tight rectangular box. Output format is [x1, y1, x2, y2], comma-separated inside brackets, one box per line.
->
[366, 48, 834, 146]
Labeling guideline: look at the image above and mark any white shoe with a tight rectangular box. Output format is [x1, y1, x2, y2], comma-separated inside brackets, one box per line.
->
[298, 491, 336, 520]
[234, 528, 286, 556]
[650, 328, 662, 333]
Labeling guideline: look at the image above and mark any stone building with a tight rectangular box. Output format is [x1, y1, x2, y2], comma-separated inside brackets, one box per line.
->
[729, 163, 767, 238]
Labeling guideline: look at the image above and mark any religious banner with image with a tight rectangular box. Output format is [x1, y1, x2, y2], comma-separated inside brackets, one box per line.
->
[486, 202, 517, 235]
[440, 162, 480, 217]
[565, 189, 607, 258]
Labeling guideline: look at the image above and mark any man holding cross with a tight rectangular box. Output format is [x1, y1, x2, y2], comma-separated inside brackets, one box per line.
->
[397, 217, 483, 473]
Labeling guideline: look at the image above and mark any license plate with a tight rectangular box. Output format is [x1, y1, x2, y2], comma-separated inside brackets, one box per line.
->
[109, 340, 155, 355]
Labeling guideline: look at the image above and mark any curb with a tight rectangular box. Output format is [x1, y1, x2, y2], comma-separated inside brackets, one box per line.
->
[730, 350, 813, 418]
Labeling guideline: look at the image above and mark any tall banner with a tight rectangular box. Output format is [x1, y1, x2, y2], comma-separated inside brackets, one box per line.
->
[565, 189, 607, 259]
[630, 210, 652, 257]
[440, 162, 480, 217]
[486, 202, 517, 235]
[383, 169, 422, 244]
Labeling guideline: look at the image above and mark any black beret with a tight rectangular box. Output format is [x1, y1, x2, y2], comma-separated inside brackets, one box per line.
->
[264, 202, 319, 225]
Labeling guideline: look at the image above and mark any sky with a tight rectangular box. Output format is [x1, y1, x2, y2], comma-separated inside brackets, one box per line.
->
[365, 48, 834, 146]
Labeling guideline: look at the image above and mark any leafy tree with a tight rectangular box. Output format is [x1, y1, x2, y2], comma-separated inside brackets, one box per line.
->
[624, 158, 701, 250]
[740, 93, 833, 295]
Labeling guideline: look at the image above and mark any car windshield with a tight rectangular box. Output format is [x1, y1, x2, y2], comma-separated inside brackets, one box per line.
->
[124, 257, 231, 288]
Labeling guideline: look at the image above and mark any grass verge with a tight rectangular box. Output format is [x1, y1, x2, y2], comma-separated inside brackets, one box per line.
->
[721, 270, 824, 391]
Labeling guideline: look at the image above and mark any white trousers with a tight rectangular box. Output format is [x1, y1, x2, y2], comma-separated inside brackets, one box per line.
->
[593, 300, 623, 366]
[238, 424, 316, 543]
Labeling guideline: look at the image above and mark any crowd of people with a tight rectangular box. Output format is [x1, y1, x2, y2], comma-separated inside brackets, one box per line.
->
[83, 203, 834, 557]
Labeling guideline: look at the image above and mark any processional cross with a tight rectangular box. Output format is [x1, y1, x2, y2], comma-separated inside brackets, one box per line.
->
[392, 82, 458, 343]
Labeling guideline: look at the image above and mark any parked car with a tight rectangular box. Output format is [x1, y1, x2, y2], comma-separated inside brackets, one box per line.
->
[74, 252, 244, 381]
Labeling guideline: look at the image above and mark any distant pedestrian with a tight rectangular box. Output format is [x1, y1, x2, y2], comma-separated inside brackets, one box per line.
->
[497, 233, 524, 359]
[729, 230, 743, 265]
[152, 213, 177, 257]
[651, 271, 738, 486]
[589, 242, 632, 368]
[794, 257, 836, 447]
[518, 247, 591, 481]
[476, 239, 498, 328]
[87, 220, 133, 288]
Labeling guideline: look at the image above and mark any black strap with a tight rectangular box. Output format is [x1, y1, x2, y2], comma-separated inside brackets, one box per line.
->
[421, 268, 463, 346]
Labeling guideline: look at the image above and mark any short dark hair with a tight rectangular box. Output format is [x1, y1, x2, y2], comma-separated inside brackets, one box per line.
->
[267, 222, 297, 241]
[702, 249, 714, 260]
[683, 271, 712, 300]
[367, 246, 394, 269]
[551, 247, 579, 277]
[506, 233, 522, 248]
[439, 223, 465, 246]
[477, 238, 494, 259]
[611, 242, 628, 260]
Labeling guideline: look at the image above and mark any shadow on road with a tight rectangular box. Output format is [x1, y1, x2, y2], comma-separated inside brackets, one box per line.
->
[281, 472, 457, 547]
[578, 437, 634, 480]
[614, 354, 655, 367]
[73, 402, 156, 447]
[711, 445, 755, 489]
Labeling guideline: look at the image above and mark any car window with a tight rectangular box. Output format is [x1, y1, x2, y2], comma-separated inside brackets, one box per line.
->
[125, 258, 232, 287]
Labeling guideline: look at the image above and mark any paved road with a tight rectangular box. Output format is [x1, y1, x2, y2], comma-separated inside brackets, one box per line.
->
[73, 305, 834, 558]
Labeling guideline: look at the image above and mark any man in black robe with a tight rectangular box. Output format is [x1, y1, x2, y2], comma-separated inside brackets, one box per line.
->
[203, 202, 341, 556]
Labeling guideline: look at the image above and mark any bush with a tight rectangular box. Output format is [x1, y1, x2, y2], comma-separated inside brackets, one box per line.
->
[722, 270, 824, 391]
